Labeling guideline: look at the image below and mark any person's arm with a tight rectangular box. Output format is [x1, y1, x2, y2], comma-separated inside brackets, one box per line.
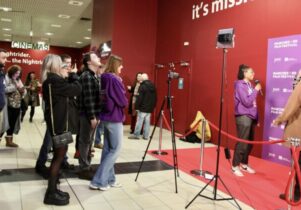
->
[274, 81, 301, 125]
[109, 77, 128, 108]
[135, 85, 143, 110]
[5, 77, 17, 93]
[81, 74, 97, 120]
[236, 83, 258, 107]
[55, 79, 82, 99]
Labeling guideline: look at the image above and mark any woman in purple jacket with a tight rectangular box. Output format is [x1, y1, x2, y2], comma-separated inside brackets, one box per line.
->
[89, 55, 128, 190]
[232, 64, 261, 177]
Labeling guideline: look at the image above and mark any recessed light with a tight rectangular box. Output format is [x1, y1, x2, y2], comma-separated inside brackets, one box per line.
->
[1, 18, 12, 22]
[76, 41, 82, 44]
[41, 37, 49, 41]
[29, 31, 33, 37]
[87, 28, 91, 32]
[68, 1, 83, 6]
[84, 37, 91, 40]
[37, 41, 45, 45]
[45, 32, 53, 36]
[4, 39, 11, 41]
[0, 7, 12, 12]
[3, 28, 11, 31]
[58, 14, 71, 19]
[3, 34, 11, 37]
[51, 24, 61, 28]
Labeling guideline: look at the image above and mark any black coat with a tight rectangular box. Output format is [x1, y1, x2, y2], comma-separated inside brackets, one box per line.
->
[135, 80, 157, 113]
[43, 73, 81, 135]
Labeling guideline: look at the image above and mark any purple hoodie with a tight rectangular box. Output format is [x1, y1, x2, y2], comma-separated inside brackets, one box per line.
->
[234, 80, 258, 120]
[100, 73, 128, 122]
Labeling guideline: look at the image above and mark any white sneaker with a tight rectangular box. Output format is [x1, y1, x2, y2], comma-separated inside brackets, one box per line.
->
[99, 185, 111, 191]
[89, 183, 99, 190]
[110, 182, 122, 188]
[241, 164, 256, 174]
[232, 166, 244, 177]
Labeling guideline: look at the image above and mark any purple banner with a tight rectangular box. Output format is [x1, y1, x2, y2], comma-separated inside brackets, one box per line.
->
[262, 34, 301, 166]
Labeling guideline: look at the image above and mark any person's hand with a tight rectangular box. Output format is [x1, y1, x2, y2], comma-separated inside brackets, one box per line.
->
[127, 86, 131, 90]
[272, 118, 282, 126]
[255, 83, 262, 91]
[90, 118, 97, 129]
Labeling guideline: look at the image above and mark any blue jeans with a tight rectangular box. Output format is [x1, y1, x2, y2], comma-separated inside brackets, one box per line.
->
[91, 122, 123, 187]
[95, 122, 104, 145]
[134, 111, 151, 139]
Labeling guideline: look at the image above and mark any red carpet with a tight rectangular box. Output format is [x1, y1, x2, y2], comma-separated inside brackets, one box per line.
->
[149, 146, 298, 210]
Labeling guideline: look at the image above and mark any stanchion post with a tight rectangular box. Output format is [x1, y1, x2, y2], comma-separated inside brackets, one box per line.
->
[191, 119, 212, 177]
[152, 110, 168, 155]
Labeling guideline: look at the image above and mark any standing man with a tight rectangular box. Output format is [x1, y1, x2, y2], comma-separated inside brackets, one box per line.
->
[129, 73, 157, 140]
[0, 49, 8, 138]
[78, 52, 102, 180]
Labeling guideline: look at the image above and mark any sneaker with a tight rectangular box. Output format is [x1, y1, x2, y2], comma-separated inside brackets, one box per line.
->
[99, 185, 111, 191]
[89, 183, 99, 190]
[142, 137, 148, 140]
[110, 182, 122, 188]
[128, 135, 140, 140]
[232, 166, 244, 177]
[94, 143, 103, 149]
[241, 164, 256, 174]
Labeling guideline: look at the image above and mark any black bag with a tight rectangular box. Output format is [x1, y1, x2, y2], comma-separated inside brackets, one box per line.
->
[49, 84, 73, 148]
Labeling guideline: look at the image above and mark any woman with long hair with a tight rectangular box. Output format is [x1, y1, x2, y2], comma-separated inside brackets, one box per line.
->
[22, 71, 41, 122]
[232, 64, 261, 177]
[4, 65, 26, 147]
[41, 54, 81, 205]
[89, 55, 127, 191]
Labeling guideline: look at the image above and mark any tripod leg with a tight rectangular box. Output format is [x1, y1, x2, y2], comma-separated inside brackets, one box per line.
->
[218, 177, 242, 210]
[135, 99, 166, 182]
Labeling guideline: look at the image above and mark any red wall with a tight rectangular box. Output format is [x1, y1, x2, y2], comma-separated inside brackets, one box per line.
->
[155, 0, 301, 157]
[0, 41, 84, 81]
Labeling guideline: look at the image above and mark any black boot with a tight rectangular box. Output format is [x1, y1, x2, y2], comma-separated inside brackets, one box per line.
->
[56, 189, 70, 199]
[44, 190, 69, 206]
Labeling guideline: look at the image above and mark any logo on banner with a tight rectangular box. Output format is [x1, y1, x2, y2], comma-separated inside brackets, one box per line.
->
[11, 41, 50, 51]
[192, 0, 252, 20]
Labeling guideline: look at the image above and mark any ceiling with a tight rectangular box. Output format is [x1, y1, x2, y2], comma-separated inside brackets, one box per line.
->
[0, 0, 93, 48]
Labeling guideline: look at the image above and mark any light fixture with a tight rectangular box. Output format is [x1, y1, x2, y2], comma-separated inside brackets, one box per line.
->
[84, 36, 91, 40]
[87, 28, 91, 32]
[3, 28, 11, 31]
[51, 24, 61, 28]
[76, 41, 82, 44]
[45, 32, 53, 36]
[4, 38, 11, 41]
[3, 34, 11, 37]
[58, 14, 71, 19]
[0, 7, 12, 12]
[1, 18, 12, 22]
[37, 41, 45, 45]
[29, 16, 33, 37]
[68, 1, 83, 6]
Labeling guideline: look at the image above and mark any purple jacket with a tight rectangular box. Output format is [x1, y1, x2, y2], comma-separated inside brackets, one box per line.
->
[100, 73, 128, 122]
[234, 80, 258, 120]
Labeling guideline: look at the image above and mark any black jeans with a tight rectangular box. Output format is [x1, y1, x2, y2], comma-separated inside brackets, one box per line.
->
[7, 106, 21, 136]
[232, 115, 256, 167]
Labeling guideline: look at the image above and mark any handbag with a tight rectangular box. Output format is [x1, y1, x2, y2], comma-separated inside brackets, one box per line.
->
[49, 84, 73, 148]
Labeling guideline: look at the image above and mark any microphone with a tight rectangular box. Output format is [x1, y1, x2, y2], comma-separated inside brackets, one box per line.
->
[254, 79, 263, 95]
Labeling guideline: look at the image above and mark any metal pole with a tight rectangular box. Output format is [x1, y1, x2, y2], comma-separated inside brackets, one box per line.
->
[152, 110, 168, 155]
[191, 119, 212, 178]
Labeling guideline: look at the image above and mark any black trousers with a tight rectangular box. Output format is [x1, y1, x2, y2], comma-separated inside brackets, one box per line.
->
[232, 115, 256, 167]
[7, 106, 21, 136]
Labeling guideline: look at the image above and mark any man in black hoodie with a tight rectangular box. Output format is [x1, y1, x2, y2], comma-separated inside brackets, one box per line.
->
[0, 49, 8, 135]
[129, 73, 157, 140]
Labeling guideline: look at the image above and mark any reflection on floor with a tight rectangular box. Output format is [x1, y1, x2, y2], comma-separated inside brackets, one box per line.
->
[0, 108, 254, 210]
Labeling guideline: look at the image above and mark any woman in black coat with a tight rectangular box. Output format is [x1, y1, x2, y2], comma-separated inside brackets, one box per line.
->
[41, 54, 81, 206]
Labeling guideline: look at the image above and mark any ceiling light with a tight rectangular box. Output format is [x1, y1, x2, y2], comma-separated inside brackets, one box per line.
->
[37, 41, 45, 45]
[0, 7, 12, 12]
[3, 34, 11, 37]
[87, 28, 91, 32]
[3, 28, 11, 31]
[1, 18, 12, 22]
[51, 24, 61, 28]
[84, 36, 91, 40]
[30, 31, 33, 37]
[58, 14, 71, 19]
[68, 1, 83, 6]
[45, 32, 53, 36]
[4, 39, 11, 41]
[76, 41, 82, 44]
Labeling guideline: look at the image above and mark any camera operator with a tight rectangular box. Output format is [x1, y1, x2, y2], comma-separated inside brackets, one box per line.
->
[128, 73, 157, 140]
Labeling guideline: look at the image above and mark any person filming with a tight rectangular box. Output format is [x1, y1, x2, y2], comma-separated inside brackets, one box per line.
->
[232, 64, 261, 177]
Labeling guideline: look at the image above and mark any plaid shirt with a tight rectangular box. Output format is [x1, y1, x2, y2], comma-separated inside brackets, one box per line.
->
[79, 68, 101, 119]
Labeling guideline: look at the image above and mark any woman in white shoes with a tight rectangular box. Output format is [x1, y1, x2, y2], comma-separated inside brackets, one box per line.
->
[232, 64, 261, 177]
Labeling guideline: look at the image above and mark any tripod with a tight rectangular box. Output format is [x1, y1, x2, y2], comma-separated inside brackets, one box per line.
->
[185, 49, 241, 209]
[135, 75, 180, 193]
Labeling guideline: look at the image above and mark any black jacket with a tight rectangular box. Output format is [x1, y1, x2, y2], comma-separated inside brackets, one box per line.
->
[43, 73, 81, 136]
[0, 64, 6, 111]
[135, 80, 157, 113]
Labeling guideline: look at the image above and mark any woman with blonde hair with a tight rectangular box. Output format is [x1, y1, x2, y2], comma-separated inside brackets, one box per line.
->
[41, 54, 81, 205]
[90, 55, 128, 191]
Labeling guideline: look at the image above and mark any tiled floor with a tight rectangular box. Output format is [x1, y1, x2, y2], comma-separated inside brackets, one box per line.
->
[0, 108, 253, 210]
